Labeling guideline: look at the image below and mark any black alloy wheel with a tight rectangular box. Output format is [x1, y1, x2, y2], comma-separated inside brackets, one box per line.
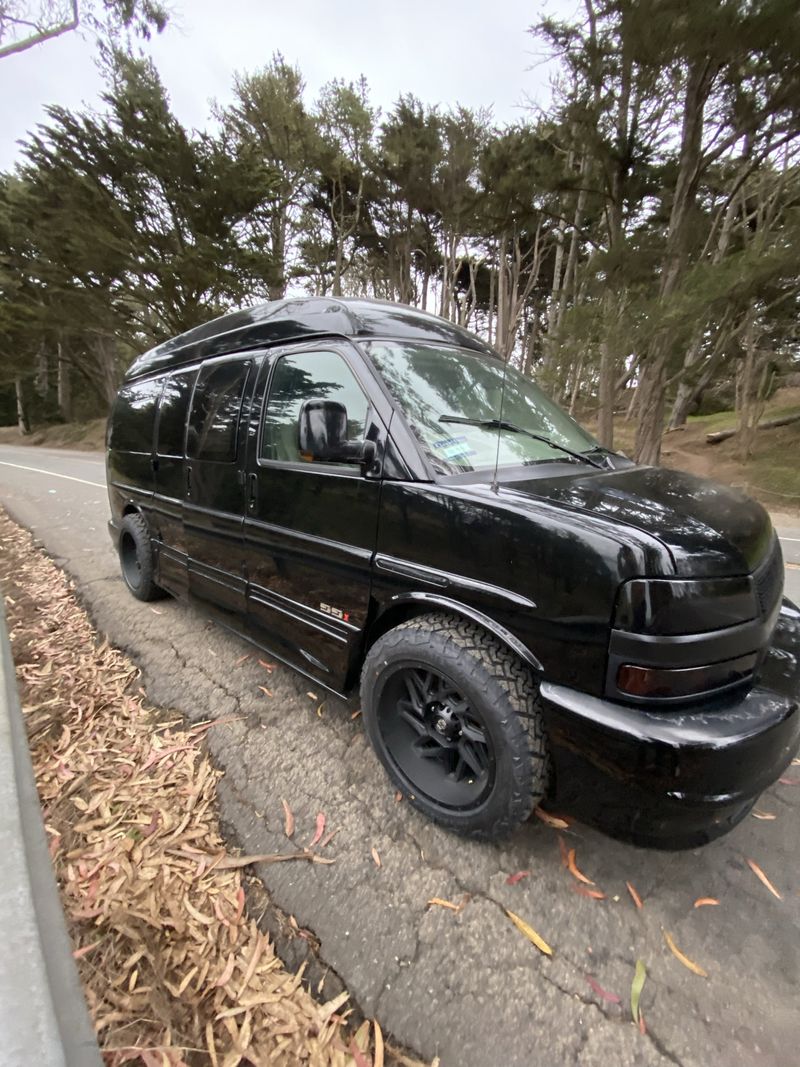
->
[361, 613, 549, 838]
[377, 664, 495, 810]
[120, 530, 143, 591]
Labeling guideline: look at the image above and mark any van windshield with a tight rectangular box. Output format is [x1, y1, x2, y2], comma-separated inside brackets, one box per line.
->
[365, 341, 599, 475]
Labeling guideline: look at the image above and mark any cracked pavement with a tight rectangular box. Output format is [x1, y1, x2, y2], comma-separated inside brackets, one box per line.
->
[0, 444, 798, 1067]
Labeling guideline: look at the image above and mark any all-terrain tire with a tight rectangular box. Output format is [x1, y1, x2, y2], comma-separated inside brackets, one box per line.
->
[361, 613, 549, 839]
[118, 512, 166, 602]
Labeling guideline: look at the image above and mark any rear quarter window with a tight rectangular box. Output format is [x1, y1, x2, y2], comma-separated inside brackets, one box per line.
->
[109, 378, 163, 453]
[187, 359, 251, 463]
[156, 369, 197, 458]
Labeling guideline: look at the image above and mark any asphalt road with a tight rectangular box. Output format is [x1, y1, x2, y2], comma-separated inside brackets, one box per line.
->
[1, 444, 798, 1067]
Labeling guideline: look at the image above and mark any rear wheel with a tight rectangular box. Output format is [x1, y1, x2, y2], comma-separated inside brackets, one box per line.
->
[118, 512, 165, 602]
[361, 613, 549, 838]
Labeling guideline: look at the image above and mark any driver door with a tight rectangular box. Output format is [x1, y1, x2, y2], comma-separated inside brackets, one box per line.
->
[242, 343, 386, 690]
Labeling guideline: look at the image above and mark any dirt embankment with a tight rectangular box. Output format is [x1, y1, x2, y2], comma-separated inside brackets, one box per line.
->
[0, 417, 107, 451]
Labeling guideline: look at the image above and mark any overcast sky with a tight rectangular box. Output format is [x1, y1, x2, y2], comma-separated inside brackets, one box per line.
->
[0, 0, 580, 170]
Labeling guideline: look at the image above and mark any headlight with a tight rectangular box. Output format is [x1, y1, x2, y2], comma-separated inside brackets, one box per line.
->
[613, 577, 757, 636]
[609, 577, 763, 703]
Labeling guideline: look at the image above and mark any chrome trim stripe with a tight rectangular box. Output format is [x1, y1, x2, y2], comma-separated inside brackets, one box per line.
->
[375, 554, 536, 609]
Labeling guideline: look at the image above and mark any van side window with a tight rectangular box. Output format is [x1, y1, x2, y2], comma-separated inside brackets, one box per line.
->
[261, 350, 369, 464]
[156, 369, 196, 457]
[187, 360, 251, 463]
[109, 378, 163, 453]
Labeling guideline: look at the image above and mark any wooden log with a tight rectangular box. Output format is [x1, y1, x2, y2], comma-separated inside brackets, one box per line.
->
[706, 411, 800, 444]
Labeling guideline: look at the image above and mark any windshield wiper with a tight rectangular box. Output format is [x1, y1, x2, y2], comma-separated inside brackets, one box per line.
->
[438, 415, 605, 469]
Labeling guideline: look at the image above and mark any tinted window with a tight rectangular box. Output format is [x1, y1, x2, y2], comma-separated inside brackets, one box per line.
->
[261, 350, 369, 464]
[110, 377, 163, 453]
[367, 341, 597, 475]
[187, 360, 251, 462]
[156, 369, 196, 457]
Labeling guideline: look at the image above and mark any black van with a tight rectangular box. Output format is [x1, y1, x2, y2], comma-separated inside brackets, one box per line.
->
[107, 297, 800, 847]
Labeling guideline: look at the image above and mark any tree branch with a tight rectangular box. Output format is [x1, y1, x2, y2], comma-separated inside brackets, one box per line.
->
[0, 1, 79, 59]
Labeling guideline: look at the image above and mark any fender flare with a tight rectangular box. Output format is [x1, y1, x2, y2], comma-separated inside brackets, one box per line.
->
[374, 591, 544, 674]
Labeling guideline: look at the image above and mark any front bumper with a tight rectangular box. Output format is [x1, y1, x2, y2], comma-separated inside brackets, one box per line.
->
[107, 518, 121, 549]
[540, 600, 800, 848]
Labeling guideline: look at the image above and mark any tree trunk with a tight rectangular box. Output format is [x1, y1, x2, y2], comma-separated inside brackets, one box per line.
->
[15, 378, 30, 435]
[736, 311, 768, 461]
[57, 344, 72, 422]
[597, 340, 615, 448]
[668, 340, 728, 430]
[634, 56, 713, 464]
[568, 353, 585, 417]
[707, 410, 799, 444]
[487, 259, 495, 347]
[35, 346, 49, 399]
[633, 365, 666, 465]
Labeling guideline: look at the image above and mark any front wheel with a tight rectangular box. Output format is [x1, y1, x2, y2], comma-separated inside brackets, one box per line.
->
[360, 613, 549, 839]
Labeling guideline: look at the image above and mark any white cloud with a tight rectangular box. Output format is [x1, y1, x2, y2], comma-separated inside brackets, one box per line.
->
[0, 0, 580, 169]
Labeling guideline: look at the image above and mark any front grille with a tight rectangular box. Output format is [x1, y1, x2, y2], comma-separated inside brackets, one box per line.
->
[754, 538, 784, 617]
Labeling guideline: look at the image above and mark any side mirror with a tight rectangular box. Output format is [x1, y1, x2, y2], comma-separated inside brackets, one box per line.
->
[298, 399, 370, 466]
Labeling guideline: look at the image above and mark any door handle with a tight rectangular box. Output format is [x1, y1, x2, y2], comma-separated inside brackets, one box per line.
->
[247, 473, 257, 511]
[186, 464, 192, 497]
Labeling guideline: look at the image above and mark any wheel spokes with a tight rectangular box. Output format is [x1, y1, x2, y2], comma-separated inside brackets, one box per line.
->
[404, 669, 432, 710]
[456, 737, 487, 779]
[411, 736, 446, 760]
[458, 719, 486, 745]
[384, 665, 494, 805]
[397, 700, 427, 736]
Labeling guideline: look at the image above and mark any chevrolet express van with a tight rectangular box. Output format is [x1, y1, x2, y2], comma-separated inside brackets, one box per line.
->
[106, 297, 800, 847]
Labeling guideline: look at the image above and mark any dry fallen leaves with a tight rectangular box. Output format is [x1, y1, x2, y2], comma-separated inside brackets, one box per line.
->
[533, 808, 570, 829]
[586, 975, 621, 1004]
[282, 798, 295, 839]
[371, 846, 382, 868]
[572, 885, 606, 901]
[746, 858, 782, 900]
[506, 871, 530, 886]
[752, 810, 777, 821]
[566, 848, 595, 886]
[0, 513, 408, 1067]
[630, 959, 646, 1026]
[693, 897, 720, 908]
[427, 898, 460, 912]
[626, 881, 644, 910]
[309, 812, 326, 848]
[505, 909, 553, 956]
[663, 930, 708, 977]
[558, 836, 570, 868]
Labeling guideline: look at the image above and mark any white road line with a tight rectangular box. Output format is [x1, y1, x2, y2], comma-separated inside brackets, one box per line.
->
[779, 536, 800, 543]
[0, 460, 105, 489]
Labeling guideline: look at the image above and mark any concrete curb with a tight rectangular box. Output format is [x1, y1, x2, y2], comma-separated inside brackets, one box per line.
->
[0, 599, 102, 1066]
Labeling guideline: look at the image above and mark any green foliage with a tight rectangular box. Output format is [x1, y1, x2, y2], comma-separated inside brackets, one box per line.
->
[2, 0, 799, 452]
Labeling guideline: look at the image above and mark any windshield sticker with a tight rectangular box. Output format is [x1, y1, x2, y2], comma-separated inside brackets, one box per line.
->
[431, 435, 477, 459]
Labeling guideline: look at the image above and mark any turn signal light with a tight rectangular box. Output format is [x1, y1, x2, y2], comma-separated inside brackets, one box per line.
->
[617, 655, 757, 699]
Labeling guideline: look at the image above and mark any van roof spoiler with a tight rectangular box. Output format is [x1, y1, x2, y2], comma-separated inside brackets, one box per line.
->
[124, 296, 497, 382]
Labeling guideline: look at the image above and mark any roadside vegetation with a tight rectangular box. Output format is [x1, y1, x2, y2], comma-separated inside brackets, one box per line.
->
[0, 511, 432, 1067]
[1, 1, 799, 468]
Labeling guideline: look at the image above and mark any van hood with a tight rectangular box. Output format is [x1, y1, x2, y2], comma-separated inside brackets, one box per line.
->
[496, 464, 774, 578]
